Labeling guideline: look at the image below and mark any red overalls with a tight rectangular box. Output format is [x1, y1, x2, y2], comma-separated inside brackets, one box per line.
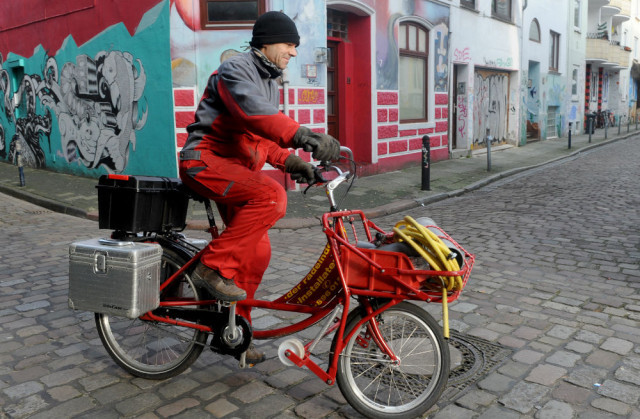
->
[179, 51, 299, 323]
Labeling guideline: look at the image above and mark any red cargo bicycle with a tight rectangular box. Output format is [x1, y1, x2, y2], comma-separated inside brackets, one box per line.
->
[77, 147, 474, 418]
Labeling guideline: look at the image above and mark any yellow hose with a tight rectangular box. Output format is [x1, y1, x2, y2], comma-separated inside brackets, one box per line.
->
[392, 216, 463, 338]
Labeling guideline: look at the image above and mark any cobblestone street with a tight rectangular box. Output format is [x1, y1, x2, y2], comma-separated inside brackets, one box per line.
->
[1, 137, 639, 418]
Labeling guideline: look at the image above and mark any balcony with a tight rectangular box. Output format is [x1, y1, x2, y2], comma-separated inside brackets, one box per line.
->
[608, 0, 631, 17]
[586, 36, 631, 68]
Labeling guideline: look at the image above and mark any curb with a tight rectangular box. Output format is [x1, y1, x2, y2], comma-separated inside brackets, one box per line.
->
[0, 183, 88, 219]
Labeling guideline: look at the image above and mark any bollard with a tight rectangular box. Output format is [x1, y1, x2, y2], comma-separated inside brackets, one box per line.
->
[628, 115, 630, 133]
[421, 135, 430, 191]
[568, 122, 572, 149]
[604, 115, 608, 139]
[486, 133, 492, 172]
[588, 118, 593, 143]
[636, 115, 638, 131]
[16, 142, 26, 187]
[618, 115, 621, 135]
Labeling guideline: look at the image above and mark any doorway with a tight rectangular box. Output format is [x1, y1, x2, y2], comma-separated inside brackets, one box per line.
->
[326, 7, 371, 163]
[473, 69, 509, 147]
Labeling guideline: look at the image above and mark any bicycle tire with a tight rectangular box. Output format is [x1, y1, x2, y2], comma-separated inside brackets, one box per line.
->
[95, 244, 208, 380]
[333, 301, 450, 419]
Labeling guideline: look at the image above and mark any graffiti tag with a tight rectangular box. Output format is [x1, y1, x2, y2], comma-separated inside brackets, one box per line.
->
[298, 88, 323, 105]
[453, 48, 471, 63]
[483, 57, 513, 68]
[457, 96, 468, 139]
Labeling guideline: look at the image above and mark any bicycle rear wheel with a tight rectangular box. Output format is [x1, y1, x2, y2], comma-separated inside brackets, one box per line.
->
[334, 301, 449, 419]
[95, 245, 208, 380]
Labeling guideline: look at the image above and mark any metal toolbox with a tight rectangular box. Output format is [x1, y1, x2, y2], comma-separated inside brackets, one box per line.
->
[68, 238, 162, 318]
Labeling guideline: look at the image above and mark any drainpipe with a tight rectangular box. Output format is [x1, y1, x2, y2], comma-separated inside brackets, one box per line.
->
[282, 69, 290, 115]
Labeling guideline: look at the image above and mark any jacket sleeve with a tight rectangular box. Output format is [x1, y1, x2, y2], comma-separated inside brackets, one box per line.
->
[264, 140, 293, 171]
[216, 58, 299, 148]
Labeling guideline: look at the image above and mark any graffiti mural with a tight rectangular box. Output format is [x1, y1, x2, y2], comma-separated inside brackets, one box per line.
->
[473, 70, 509, 146]
[0, 52, 147, 173]
[0, 57, 53, 168]
[0, 1, 175, 178]
[433, 23, 448, 92]
[374, 0, 450, 90]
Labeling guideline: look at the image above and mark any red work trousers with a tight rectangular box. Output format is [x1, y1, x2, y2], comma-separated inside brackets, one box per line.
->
[179, 151, 287, 323]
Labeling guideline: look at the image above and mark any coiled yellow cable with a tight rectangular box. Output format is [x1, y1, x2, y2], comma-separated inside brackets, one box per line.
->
[392, 216, 463, 338]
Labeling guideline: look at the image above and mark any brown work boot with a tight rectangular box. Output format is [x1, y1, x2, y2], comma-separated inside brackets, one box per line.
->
[238, 344, 265, 366]
[192, 262, 246, 301]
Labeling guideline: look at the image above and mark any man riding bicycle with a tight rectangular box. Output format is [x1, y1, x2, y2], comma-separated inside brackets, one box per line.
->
[178, 11, 340, 364]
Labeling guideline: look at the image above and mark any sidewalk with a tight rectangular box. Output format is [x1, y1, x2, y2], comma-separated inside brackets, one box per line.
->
[0, 128, 636, 229]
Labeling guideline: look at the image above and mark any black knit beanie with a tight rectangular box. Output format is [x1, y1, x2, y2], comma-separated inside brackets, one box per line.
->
[250, 11, 300, 48]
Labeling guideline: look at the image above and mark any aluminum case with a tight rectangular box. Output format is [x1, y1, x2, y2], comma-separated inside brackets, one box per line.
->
[68, 238, 162, 318]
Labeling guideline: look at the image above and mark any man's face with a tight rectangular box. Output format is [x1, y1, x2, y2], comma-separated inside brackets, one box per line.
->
[261, 43, 297, 70]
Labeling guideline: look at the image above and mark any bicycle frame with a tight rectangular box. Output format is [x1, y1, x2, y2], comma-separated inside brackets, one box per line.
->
[139, 200, 474, 385]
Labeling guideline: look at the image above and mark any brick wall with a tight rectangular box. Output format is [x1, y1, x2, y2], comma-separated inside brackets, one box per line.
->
[173, 87, 197, 149]
[376, 91, 449, 163]
[172, 86, 327, 152]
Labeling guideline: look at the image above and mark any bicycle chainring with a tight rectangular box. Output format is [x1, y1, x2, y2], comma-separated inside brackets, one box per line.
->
[208, 313, 252, 357]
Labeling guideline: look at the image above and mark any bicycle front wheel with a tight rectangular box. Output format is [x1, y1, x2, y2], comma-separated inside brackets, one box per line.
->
[95, 245, 208, 380]
[335, 301, 450, 419]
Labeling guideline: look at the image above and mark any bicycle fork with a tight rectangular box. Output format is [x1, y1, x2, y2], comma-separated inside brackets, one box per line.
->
[283, 299, 401, 385]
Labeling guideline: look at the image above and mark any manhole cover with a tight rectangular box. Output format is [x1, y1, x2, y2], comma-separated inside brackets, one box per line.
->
[440, 330, 512, 402]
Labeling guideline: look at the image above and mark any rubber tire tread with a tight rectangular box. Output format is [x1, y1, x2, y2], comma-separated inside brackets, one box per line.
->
[333, 301, 450, 419]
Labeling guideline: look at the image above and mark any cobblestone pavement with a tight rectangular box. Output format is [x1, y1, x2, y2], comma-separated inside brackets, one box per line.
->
[0, 137, 639, 418]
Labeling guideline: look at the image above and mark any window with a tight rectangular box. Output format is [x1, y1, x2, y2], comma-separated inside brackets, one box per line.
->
[574, 0, 581, 29]
[327, 9, 348, 39]
[461, 0, 476, 9]
[572, 66, 579, 98]
[549, 31, 560, 72]
[529, 19, 540, 42]
[492, 0, 512, 21]
[399, 22, 429, 122]
[200, 0, 265, 30]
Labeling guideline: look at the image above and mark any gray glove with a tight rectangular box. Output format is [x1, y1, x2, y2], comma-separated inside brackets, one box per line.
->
[285, 155, 316, 184]
[292, 126, 341, 162]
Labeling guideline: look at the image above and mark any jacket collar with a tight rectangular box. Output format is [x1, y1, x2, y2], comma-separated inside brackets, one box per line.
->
[251, 48, 283, 79]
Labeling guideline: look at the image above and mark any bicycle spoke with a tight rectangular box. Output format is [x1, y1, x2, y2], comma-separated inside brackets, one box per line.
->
[336, 303, 449, 417]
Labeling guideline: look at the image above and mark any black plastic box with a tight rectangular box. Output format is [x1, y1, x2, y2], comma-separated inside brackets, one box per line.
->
[97, 175, 190, 232]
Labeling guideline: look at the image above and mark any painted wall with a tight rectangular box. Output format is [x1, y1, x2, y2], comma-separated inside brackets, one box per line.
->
[521, 0, 570, 140]
[373, 0, 451, 165]
[450, 1, 522, 150]
[170, 0, 329, 176]
[0, 0, 175, 178]
[170, 0, 452, 176]
[566, 0, 587, 134]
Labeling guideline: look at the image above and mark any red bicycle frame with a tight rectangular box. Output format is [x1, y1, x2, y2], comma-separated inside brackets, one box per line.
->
[140, 208, 474, 385]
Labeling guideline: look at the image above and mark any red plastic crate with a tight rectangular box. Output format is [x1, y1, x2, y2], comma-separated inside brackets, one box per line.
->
[342, 247, 424, 293]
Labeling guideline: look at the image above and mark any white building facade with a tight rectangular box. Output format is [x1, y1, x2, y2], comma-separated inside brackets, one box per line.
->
[585, 0, 632, 123]
[449, 0, 523, 155]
